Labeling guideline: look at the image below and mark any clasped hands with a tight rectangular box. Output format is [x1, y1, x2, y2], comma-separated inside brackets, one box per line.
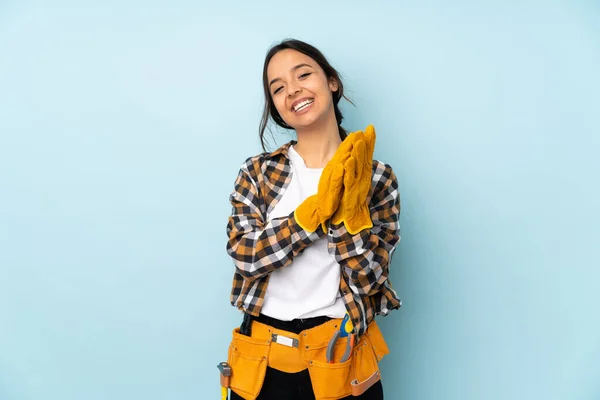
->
[295, 125, 376, 235]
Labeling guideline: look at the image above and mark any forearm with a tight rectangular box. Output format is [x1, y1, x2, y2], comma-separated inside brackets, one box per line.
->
[331, 222, 399, 296]
[227, 210, 325, 281]
[331, 163, 401, 296]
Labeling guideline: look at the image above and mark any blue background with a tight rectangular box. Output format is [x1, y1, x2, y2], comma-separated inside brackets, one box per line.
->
[1, 1, 599, 399]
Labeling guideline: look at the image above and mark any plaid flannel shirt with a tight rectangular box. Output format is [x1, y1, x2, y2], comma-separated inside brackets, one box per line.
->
[225, 140, 402, 337]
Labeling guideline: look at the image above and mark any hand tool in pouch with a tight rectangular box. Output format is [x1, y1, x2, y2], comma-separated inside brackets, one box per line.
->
[326, 312, 355, 363]
[217, 361, 231, 400]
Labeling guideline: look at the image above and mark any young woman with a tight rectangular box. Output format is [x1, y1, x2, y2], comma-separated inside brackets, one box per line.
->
[222, 38, 402, 400]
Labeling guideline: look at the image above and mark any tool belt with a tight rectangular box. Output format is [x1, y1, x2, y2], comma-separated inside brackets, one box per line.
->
[224, 316, 389, 400]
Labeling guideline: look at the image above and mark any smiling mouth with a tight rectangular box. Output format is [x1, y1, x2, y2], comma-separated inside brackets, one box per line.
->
[293, 99, 314, 113]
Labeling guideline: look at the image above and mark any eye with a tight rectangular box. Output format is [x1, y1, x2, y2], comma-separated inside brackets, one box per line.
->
[299, 72, 312, 79]
[273, 86, 283, 95]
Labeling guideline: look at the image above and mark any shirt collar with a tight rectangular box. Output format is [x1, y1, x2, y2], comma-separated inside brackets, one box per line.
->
[264, 140, 297, 160]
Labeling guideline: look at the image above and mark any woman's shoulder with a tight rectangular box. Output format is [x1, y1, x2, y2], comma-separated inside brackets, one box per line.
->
[371, 159, 400, 197]
[236, 140, 295, 177]
[372, 159, 398, 182]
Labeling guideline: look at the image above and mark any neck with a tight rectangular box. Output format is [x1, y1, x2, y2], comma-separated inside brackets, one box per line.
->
[293, 114, 342, 169]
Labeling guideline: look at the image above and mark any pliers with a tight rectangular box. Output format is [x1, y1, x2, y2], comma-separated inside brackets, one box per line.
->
[326, 313, 355, 363]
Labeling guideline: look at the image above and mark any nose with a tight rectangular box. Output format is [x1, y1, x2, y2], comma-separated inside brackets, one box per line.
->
[287, 82, 301, 97]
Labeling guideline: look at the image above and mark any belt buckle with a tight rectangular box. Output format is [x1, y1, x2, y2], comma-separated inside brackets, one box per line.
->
[271, 333, 299, 348]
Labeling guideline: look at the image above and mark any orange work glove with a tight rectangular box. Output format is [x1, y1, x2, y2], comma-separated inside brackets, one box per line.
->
[331, 125, 376, 234]
[294, 132, 363, 233]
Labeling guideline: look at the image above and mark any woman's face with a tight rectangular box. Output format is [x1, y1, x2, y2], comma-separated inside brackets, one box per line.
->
[266, 49, 338, 130]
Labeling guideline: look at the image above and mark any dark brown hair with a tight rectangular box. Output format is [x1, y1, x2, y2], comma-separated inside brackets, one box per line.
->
[259, 38, 353, 152]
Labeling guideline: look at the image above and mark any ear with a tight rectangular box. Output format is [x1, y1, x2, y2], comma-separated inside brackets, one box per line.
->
[329, 78, 339, 92]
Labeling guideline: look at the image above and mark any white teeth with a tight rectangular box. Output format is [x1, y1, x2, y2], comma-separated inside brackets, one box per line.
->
[293, 99, 313, 112]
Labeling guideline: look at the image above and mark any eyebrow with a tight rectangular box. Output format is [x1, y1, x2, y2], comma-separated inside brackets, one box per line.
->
[269, 63, 314, 87]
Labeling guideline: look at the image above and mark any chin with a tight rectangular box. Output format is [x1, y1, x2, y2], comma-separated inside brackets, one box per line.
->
[287, 113, 324, 131]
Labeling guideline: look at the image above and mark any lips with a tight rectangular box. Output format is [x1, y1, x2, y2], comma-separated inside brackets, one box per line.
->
[291, 97, 314, 113]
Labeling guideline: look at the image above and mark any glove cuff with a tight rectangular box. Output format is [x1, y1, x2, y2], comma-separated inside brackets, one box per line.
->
[295, 195, 321, 233]
[331, 205, 373, 235]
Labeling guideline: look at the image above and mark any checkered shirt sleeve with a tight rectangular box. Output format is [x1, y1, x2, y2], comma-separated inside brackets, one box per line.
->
[329, 161, 402, 335]
[226, 158, 325, 282]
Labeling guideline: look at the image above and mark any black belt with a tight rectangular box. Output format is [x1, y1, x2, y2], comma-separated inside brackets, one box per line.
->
[240, 312, 333, 336]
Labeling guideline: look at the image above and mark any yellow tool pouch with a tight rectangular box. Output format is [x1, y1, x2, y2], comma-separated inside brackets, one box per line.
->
[226, 328, 270, 400]
[225, 318, 389, 400]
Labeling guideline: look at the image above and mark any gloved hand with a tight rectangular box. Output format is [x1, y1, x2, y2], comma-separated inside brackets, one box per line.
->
[331, 125, 376, 235]
[294, 133, 363, 233]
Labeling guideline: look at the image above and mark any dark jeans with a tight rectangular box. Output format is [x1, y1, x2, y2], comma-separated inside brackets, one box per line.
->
[230, 366, 383, 400]
[229, 313, 384, 400]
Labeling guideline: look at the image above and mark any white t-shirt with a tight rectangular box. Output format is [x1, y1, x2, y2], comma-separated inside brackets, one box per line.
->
[260, 145, 347, 320]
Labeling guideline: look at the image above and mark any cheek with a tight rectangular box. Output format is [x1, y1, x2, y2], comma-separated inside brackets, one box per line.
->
[273, 96, 289, 115]
[272, 97, 291, 122]
[312, 81, 334, 103]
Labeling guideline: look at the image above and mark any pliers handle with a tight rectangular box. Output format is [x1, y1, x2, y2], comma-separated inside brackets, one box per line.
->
[326, 329, 355, 363]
